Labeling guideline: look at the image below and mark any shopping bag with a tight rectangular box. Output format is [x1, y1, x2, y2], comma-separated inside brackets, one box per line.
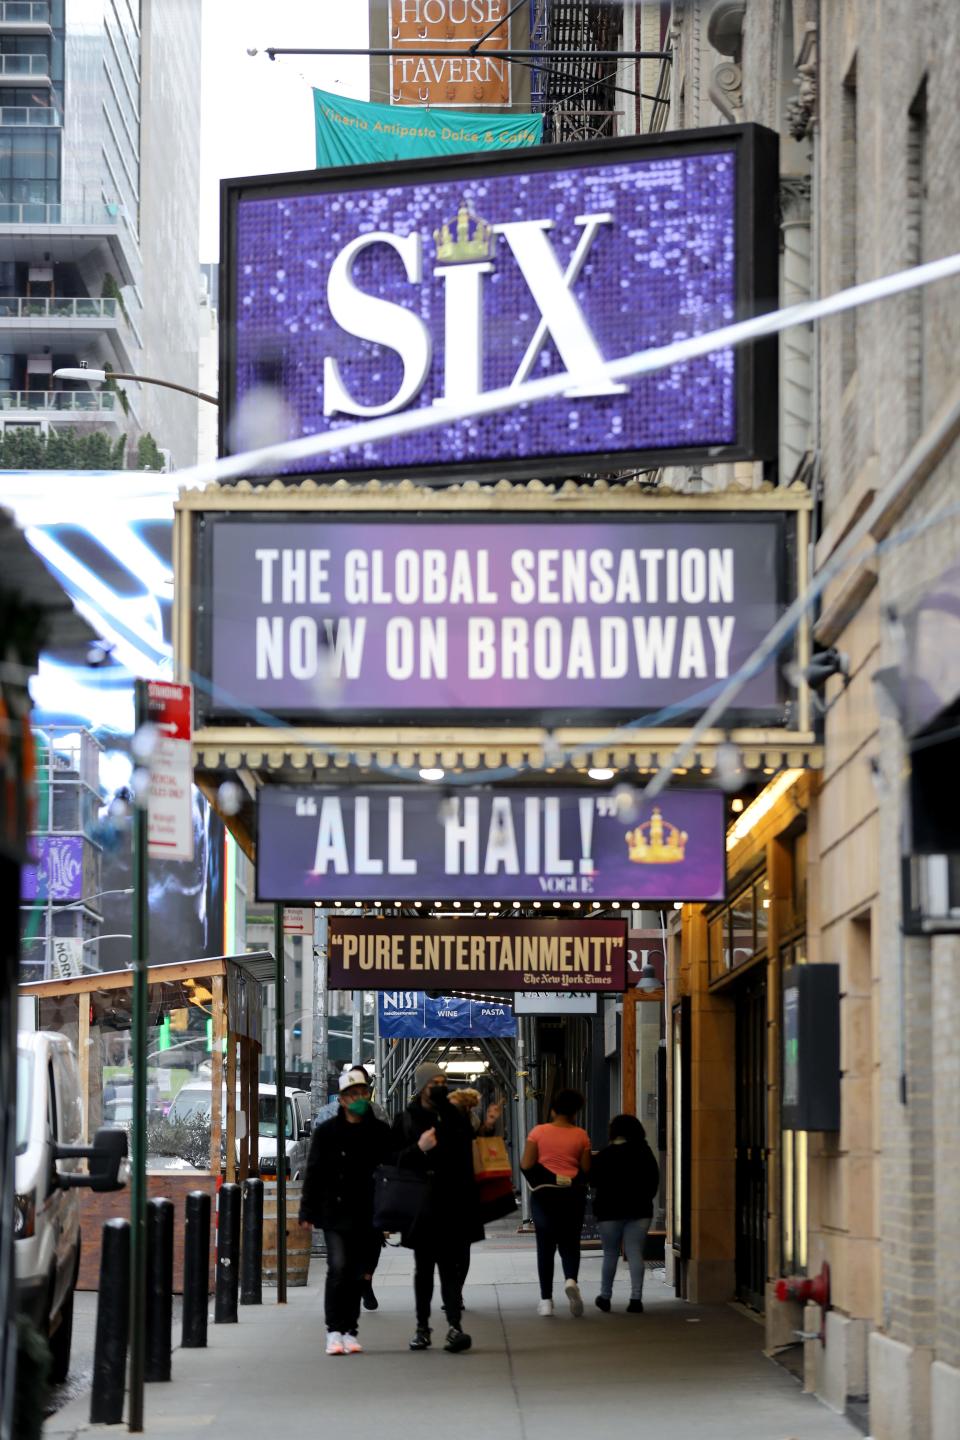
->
[371, 1164, 430, 1233]
[473, 1135, 511, 1179]
[477, 1173, 518, 1224]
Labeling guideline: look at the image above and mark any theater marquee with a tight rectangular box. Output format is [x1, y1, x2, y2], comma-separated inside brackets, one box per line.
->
[194, 511, 786, 725]
[221, 125, 779, 482]
[327, 915, 627, 992]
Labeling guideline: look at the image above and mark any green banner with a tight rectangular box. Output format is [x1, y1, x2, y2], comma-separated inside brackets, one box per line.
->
[313, 88, 542, 168]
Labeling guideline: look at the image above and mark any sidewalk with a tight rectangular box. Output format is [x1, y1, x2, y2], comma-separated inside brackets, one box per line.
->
[47, 1235, 860, 1440]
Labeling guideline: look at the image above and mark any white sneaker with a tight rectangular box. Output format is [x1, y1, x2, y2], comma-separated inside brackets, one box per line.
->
[564, 1279, 584, 1317]
[342, 1334, 363, 1354]
[537, 1298, 554, 1316]
[326, 1331, 345, 1355]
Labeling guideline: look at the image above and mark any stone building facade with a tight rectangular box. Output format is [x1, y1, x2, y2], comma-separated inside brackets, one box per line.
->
[662, 3, 960, 1437]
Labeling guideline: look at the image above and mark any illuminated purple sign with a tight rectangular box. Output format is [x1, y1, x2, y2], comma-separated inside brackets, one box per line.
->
[222, 127, 778, 479]
[202, 512, 785, 721]
[21, 835, 84, 902]
[256, 786, 726, 903]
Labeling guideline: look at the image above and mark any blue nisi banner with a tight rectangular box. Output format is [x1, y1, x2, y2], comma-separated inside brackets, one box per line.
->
[378, 991, 515, 1039]
[222, 125, 779, 482]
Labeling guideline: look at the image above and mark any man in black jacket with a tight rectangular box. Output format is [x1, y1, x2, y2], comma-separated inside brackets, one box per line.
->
[299, 1065, 391, 1355]
[392, 1061, 482, 1355]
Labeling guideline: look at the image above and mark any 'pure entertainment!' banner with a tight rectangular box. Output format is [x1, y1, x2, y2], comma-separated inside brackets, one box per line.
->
[206, 514, 783, 721]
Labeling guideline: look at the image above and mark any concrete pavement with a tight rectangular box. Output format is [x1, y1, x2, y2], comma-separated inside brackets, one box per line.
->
[46, 1235, 861, 1439]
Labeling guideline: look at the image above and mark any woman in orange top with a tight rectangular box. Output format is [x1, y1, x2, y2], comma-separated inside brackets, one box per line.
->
[521, 1089, 591, 1317]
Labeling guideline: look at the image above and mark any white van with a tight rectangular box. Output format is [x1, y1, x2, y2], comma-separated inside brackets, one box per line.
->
[162, 1081, 312, 1179]
[15, 1032, 126, 1382]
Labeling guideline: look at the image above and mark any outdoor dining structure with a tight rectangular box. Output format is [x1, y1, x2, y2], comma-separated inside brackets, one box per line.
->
[19, 951, 273, 1290]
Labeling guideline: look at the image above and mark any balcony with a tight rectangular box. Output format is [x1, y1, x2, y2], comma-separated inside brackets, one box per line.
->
[0, 105, 60, 124]
[0, 53, 50, 82]
[0, 2, 51, 31]
[0, 295, 136, 369]
[0, 202, 140, 288]
[0, 387, 124, 436]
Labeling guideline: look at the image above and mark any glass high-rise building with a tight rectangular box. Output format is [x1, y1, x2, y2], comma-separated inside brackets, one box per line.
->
[0, 0, 201, 468]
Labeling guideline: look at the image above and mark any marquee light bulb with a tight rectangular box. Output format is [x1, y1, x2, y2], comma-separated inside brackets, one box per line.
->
[419, 767, 444, 782]
[533, 901, 541, 908]
[453, 900, 461, 908]
[552, 901, 560, 908]
[632, 901, 640, 909]
[592, 902, 600, 909]
[473, 900, 481, 907]
[334, 899, 341, 906]
[588, 767, 616, 781]
[493, 901, 501, 908]
[572, 901, 581, 909]
[414, 900, 422, 907]
[374, 900, 381, 906]
[612, 902, 620, 909]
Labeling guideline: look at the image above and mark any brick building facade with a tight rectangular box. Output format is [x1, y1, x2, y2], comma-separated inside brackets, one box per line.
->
[663, 3, 960, 1436]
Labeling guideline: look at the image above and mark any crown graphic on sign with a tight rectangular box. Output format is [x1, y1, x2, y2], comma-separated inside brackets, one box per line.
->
[625, 807, 688, 865]
[433, 202, 496, 264]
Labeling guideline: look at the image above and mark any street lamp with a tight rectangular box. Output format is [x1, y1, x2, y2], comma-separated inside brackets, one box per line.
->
[53, 366, 218, 406]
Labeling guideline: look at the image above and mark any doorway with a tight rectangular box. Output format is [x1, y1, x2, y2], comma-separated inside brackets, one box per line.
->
[734, 969, 767, 1310]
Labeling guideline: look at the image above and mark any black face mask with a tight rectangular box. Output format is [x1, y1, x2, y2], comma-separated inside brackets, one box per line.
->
[427, 1084, 448, 1105]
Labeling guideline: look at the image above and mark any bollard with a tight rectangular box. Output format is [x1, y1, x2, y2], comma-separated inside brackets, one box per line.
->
[145, 1197, 174, 1382]
[90, 1218, 130, 1425]
[215, 1182, 241, 1323]
[241, 1177, 263, 1306]
[181, 1189, 211, 1349]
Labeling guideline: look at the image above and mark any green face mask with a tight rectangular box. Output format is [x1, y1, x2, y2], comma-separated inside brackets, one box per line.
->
[347, 1097, 371, 1117]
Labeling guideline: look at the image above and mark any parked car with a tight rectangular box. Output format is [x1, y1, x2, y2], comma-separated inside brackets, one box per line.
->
[15, 1032, 126, 1382]
[161, 1081, 312, 1180]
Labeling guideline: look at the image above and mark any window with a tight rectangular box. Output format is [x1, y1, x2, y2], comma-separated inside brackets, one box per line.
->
[708, 913, 729, 980]
[905, 78, 927, 445]
[0, 129, 60, 206]
[731, 889, 755, 968]
[840, 59, 858, 387]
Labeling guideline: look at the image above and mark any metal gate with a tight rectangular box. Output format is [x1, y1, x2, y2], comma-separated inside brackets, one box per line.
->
[734, 970, 767, 1310]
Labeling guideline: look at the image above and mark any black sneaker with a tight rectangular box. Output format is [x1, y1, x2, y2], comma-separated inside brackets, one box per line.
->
[443, 1326, 472, 1353]
[595, 1295, 611, 1313]
[626, 1299, 644, 1314]
[409, 1327, 432, 1350]
[361, 1281, 379, 1311]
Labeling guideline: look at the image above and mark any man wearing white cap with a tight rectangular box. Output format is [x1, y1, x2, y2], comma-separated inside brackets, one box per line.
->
[299, 1065, 391, 1355]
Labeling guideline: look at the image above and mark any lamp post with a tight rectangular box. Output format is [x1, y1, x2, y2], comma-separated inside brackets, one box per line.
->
[52, 366, 218, 406]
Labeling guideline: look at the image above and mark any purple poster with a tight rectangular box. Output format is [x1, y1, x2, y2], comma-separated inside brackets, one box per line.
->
[207, 513, 783, 718]
[21, 835, 84, 902]
[224, 129, 778, 478]
[256, 786, 726, 903]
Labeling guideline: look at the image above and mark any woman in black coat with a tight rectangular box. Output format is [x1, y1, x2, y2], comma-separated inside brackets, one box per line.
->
[299, 1067, 392, 1355]
[391, 1061, 482, 1354]
[590, 1113, 660, 1314]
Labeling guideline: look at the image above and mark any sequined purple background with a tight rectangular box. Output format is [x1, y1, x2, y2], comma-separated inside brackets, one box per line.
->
[231, 151, 738, 472]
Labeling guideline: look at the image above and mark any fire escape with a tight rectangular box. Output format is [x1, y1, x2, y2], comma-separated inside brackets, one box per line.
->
[530, 0, 672, 143]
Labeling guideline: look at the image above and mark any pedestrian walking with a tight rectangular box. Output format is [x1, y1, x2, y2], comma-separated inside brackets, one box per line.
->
[448, 1086, 503, 1135]
[521, 1089, 591, 1317]
[392, 1061, 482, 1354]
[298, 1065, 392, 1356]
[590, 1114, 661, 1314]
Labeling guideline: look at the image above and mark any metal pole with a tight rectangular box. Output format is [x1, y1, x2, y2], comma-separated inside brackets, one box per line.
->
[515, 1019, 531, 1224]
[128, 679, 149, 1431]
[272, 905, 287, 1303]
[352, 989, 363, 1063]
[311, 911, 328, 1122]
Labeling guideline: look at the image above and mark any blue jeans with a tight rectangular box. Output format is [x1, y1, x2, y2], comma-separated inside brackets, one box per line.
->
[598, 1218, 651, 1301]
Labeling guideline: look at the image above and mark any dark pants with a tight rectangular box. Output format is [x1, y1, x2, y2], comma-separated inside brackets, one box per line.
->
[413, 1236, 470, 1329]
[361, 1230, 383, 1280]
[530, 1187, 586, 1299]
[323, 1228, 371, 1335]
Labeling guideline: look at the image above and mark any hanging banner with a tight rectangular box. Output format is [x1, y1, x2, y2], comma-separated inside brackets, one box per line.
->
[314, 89, 541, 167]
[222, 125, 779, 483]
[378, 990, 515, 1038]
[203, 513, 784, 723]
[329, 915, 626, 991]
[514, 992, 598, 1015]
[256, 786, 726, 903]
[20, 835, 84, 901]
